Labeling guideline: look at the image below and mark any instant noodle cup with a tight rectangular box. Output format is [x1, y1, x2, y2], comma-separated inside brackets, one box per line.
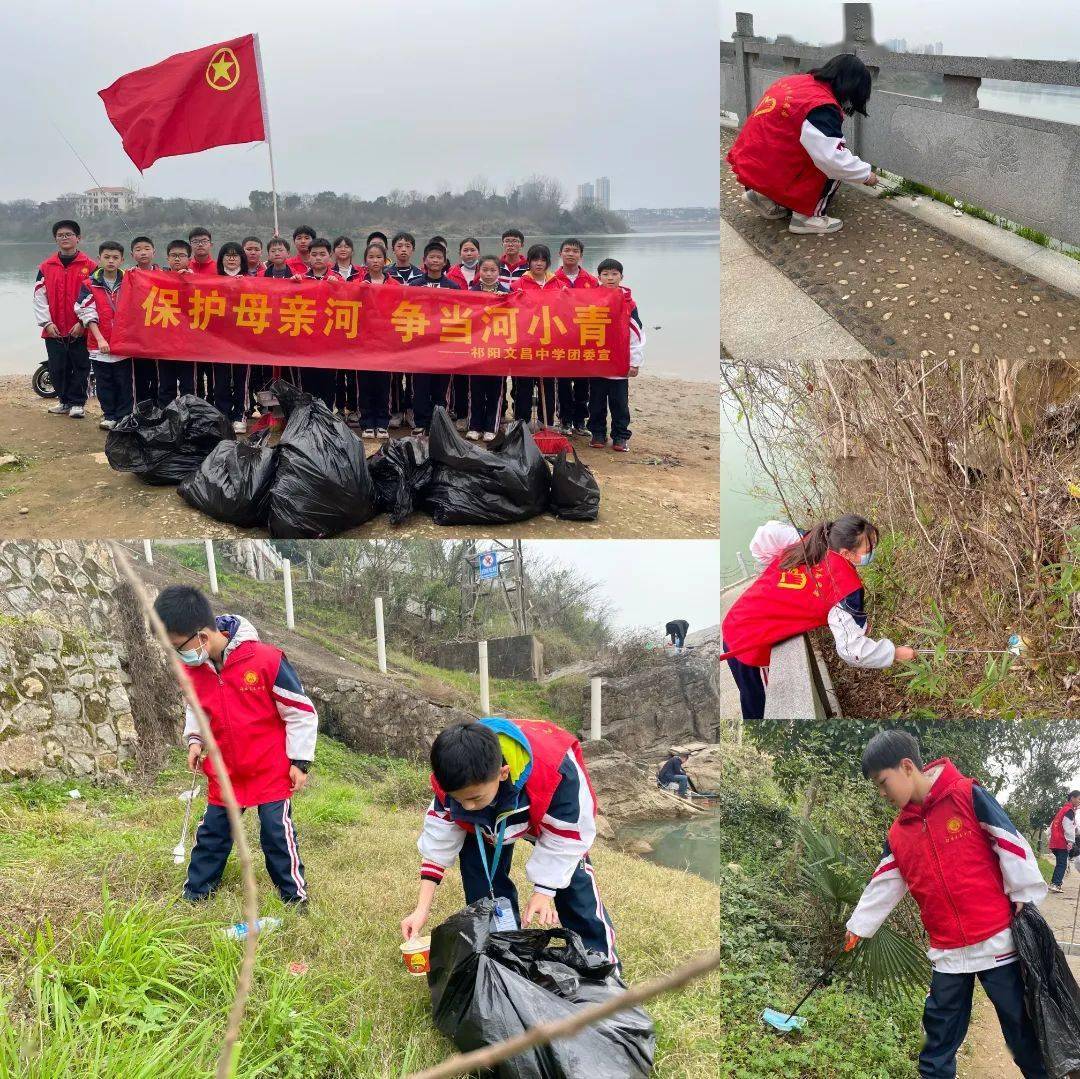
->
[400, 935, 431, 977]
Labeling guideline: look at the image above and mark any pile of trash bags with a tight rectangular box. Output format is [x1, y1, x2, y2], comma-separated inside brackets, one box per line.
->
[1012, 903, 1080, 1077]
[428, 899, 655, 1078]
[105, 396, 233, 485]
[108, 391, 602, 535]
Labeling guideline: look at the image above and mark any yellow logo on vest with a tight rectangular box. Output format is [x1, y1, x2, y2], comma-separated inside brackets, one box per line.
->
[753, 95, 777, 117]
[206, 47, 240, 92]
[240, 669, 262, 691]
[943, 815, 969, 843]
[777, 568, 808, 590]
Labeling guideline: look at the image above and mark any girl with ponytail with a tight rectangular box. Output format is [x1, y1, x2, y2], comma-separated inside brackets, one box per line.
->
[720, 516, 915, 719]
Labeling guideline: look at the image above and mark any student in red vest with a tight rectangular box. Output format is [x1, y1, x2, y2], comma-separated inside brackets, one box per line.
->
[553, 239, 597, 435]
[400, 717, 618, 964]
[1048, 791, 1080, 892]
[211, 243, 253, 433]
[186, 227, 218, 403]
[466, 256, 510, 442]
[330, 236, 364, 425]
[242, 236, 264, 276]
[356, 241, 400, 439]
[153, 584, 317, 907]
[33, 219, 96, 419]
[727, 54, 879, 235]
[512, 244, 562, 428]
[74, 241, 132, 430]
[446, 238, 483, 426]
[846, 730, 1048, 1079]
[156, 240, 197, 404]
[720, 516, 915, 719]
[287, 225, 316, 275]
[128, 236, 160, 405]
[297, 239, 343, 412]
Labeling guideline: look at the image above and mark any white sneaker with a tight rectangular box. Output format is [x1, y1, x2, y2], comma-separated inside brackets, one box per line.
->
[69, 405, 85, 419]
[232, 420, 247, 434]
[389, 412, 403, 428]
[361, 428, 376, 439]
[47, 403, 71, 415]
[482, 432, 497, 443]
[99, 418, 116, 431]
[789, 212, 843, 235]
[743, 189, 788, 220]
[466, 430, 481, 441]
[376, 427, 389, 438]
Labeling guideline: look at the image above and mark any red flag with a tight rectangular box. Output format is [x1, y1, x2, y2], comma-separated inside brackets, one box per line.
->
[99, 34, 266, 171]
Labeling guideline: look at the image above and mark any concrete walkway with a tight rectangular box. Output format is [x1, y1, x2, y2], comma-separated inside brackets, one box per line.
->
[721, 131, 1080, 363]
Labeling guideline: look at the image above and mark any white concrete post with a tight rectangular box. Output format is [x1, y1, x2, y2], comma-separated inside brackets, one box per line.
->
[478, 640, 491, 716]
[590, 676, 602, 741]
[282, 559, 295, 630]
[142, 540, 153, 565]
[374, 596, 387, 674]
[204, 540, 218, 594]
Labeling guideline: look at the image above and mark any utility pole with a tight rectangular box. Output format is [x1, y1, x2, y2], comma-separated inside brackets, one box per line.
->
[514, 539, 527, 634]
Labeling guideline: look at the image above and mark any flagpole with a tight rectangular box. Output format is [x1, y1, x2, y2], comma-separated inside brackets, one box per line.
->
[252, 33, 279, 237]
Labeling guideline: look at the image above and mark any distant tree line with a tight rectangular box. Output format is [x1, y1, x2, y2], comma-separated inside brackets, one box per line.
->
[0, 175, 629, 244]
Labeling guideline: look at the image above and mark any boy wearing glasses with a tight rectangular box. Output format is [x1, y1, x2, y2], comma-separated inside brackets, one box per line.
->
[153, 584, 318, 907]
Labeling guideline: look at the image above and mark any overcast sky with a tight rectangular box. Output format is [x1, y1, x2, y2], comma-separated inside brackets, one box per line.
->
[721, 0, 1080, 59]
[6, 1, 719, 208]
[522, 540, 721, 638]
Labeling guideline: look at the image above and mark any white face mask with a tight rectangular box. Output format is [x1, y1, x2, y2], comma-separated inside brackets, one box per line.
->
[461, 258, 479, 270]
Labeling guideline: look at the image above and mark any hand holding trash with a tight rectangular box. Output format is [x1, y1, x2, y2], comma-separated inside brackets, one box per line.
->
[863, 172, 880, 186]
[844, 932, 860, 952]
[524, 892, 560, 929]
[894, 646, 916, 662]
[401, 907, 430, 942]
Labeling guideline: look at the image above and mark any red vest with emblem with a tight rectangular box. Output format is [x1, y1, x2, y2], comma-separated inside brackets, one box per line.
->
[183, 639, 291, 807]
[189, 257, 218, 276]
[38, 251, 97, 337]
[727, 73, 844, 217]
[887, 758, 1014, 949]
[553, 266, 599, 289]
[82, 271, 123, 346]
[1050, 802, 1075, 851]
[430, 719, 596, 838]
[720, 548, 861, 667]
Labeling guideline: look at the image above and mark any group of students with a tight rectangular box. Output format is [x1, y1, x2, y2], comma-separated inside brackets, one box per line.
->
[153, 583, 619, 966]
[34, 220, 645, 449]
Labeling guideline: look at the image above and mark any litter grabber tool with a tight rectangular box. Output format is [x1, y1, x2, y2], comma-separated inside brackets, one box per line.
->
[915, 635, 1029, 657]
[173, 769, 200, 865]
[761, 934, 858, 1033]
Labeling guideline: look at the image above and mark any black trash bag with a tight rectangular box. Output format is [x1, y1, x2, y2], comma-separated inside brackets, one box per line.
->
[1012, 903, 1080, 1077]
[429, 899, 655, 1078]
[266, 382, 376, 538]
[177, 429, 277, 528]
[105, 395, 233, 485]
[368, 437, 432, 525]
[422, 407, 551, 526]
[549, 448, 600, 521]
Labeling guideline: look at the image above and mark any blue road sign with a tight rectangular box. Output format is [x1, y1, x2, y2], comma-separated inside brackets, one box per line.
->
[478, 551, 499, 580]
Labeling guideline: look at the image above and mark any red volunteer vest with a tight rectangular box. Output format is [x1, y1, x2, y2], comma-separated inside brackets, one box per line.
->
[431, 719, 596, 839]
[553, 266, 599, 289]
[38, 251, 97, 337]
[183, 639, 292, 808]
[888, 759, 1014, 950]
[83, 272, 123, 346]
[720, 548, 861, 667]
[1050, 802, 1074, 851]
[189, 257, 218, 275]
[514, 274, 564, 291]
[727, 73, 844, 217]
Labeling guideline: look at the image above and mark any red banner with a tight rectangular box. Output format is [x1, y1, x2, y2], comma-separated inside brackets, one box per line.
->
[110, 271, 631, 377]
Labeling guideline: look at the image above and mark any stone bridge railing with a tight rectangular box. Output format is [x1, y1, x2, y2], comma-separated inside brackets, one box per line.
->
[721, 3, 1080, 247]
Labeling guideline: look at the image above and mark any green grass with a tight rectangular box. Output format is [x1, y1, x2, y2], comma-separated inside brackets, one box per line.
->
[0, 736, 928, 1077]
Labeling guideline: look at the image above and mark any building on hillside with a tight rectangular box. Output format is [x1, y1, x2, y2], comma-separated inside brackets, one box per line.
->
[595, 176, 611, 210]
[576, 181, 595, 205]
[75, 186, 141, 216]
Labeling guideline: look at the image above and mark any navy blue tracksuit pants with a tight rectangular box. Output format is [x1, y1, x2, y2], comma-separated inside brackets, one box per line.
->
[184, 799, 307, 903]
[919, 964, 1046, 1078]
[723, 639, 768, 720]
[93, 359, 134, 422]
[412, 373, 451, 431]
[589, 378, 631, 443]
[467, 375, 504, 435]
[513, 377, 556, 425]
[557, 377, 590, 430]
[1051, 848, 1070, 886]
[458, 836, 617, 963]
[156, 359, 196, 405]
[358, 371, 392, 430]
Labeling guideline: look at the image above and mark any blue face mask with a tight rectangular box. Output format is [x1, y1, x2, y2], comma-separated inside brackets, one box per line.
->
[858, 549, 875, 567]
[177, 640, 207, 667]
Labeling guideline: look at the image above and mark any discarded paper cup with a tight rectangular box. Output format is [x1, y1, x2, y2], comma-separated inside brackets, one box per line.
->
[400, 936, 431, 977]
